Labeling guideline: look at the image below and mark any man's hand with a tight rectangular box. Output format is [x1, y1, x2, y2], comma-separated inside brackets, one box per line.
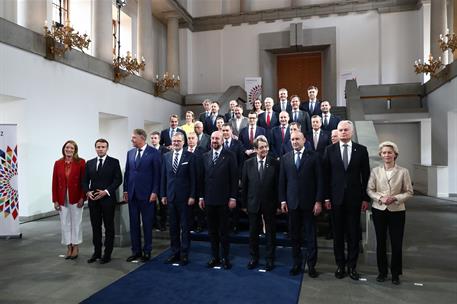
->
[313, 202, 322, 216]
[228, 199, 236, 209]
[188, 198, 195, 206]
[162, 197, 168, 205]
[281, 202, 288, 213]
[93, 189, 107, 200]
[149, 193, 158, 203]
[199, 198, 205, 210]
[123, 192, 128, 203]
[87, 191, 95, 201]
[324, 200, 332, 210]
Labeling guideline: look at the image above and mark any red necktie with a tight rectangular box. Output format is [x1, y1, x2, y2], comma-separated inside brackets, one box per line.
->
[250, 127, 254, 144]
[266, 112, 271, 127]
[281, 126, 285, 142]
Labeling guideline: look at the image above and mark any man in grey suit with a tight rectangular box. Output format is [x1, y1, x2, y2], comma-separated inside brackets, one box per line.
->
[241, 135, 279, 271]
[194, 121, 210, 152]
[229, 106, 249, 137]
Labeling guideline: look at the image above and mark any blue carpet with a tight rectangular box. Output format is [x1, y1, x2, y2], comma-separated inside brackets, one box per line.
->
[81, 242, 302, 304]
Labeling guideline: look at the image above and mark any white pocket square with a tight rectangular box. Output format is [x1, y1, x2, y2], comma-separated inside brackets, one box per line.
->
[181, 162, 189, 165]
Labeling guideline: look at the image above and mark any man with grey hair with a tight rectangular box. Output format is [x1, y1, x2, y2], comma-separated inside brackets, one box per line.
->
[241, 135, 279, 271]
[124, 128, 161, 262]
[198, 99, 212, 123]
[224, 99, 238, 122]
[194, 121, 210, 152]
[258, 97, 279, 132]
[323, 120, 370, 280]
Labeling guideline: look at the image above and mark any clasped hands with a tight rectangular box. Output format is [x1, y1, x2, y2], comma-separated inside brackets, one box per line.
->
[87, 190, 108, 201]
[379, 196, 397, 205]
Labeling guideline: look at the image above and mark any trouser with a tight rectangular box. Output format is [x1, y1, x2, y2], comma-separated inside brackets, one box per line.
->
[206, 205, 230, 259]
[248, 209, 276, 262]
[88, 198, 115, 257]
[168, 200, 191, 257]
[60, 201, 83, 245]
[128, 197, 155, 254]
[289, 208, 317, 268]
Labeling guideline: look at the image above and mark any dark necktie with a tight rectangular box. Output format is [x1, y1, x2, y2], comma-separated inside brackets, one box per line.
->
[97, 158, 103, 172]
[213, 151, 219, 165]
[295, 151, 301, 169]
[310, 102, 314, 114]
[225, 140, 229, 149]
[281, 126, 285, 142]
[135, 148, 142, 168]
[259, 160, 264, 180]
[172, 152, 179, 173]
[343, 144, 349, 170]
[323, 114, 329, 127]
[250, 127, 254, 144]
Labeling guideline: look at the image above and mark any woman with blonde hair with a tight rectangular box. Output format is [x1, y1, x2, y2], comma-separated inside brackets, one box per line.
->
[367, 141, 413, 285]
[52, 140, 86, 259]
[181, 111, 195, 135]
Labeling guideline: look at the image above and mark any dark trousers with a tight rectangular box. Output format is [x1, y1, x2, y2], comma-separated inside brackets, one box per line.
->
[191, 204, 206, 230]
[372, 208, 405, 277]
[331, 197, 361, 269]
[128, 196, 155, 254]
[289, 208, 317, 268]
[88, 198, 115, 258]
[168, 200, 191, 257]
[154, 199, 167, 229]
[206, 205, 230, 259]
[248, 209, 276, 262]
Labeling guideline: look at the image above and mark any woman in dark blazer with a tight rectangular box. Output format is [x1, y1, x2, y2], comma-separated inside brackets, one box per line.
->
[367, 141, 413, 285]
[52, 140, 86, 259]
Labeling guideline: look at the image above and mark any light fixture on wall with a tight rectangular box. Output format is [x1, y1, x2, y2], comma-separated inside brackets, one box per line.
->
[414, 54, 443, 78]
[153, 72, 180, 96]
[439, 29, 457, 54]
[113, 0, 145, 83]
[43, 0, 91, 59]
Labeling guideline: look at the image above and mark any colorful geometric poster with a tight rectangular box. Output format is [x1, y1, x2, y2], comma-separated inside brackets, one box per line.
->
[0, 124, 20, 237]
[244, 77, 262, 110]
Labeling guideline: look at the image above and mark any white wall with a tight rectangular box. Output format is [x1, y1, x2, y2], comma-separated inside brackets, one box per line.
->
[0, 42, 181, 217]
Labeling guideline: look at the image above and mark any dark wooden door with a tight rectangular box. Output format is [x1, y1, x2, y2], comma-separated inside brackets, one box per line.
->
[277, 52, 322, 100]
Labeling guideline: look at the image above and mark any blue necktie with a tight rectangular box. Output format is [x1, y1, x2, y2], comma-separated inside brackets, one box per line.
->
[213, 151, 219, 165]
[135, 149, 142, 168]
[172, 152, 179, 173]
[295, 151, 301, 169]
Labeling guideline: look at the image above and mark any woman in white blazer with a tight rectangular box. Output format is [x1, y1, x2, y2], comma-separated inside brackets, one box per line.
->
[367, 141, 413, 285]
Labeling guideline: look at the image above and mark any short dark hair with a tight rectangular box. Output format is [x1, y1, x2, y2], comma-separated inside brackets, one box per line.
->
[94, 138, 109, 147]
[290, 94, 300, 101]
[222, 123, 232, 129]
[150, 131, 160, 137]
[307, 85, 318, 91]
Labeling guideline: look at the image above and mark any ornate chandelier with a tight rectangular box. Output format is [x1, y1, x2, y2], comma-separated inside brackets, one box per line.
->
[414, 54, 443, 78]
[154, 72, 180, 96]
[439, 29, 457, 53]
[43, 20, 90, 59]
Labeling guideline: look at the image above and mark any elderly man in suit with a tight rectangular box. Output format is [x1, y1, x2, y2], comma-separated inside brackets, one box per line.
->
[241, 135, 279, 271]
[161, 132, 196, 266]
[258, 97, 279, 134]
[300, 86, 322, 117]
[306, 115, 331, 156]
[279, 131, 324, 277]
[224, 99, 238, 122]
[194, 121, 210, 152]
[160, 114, 187, 149]
[320, 100, 341, 132]
[269, 111, 291, 159]
[323, 120, 370, 280]
[290, 95, 311, 133]
[273, 88, 292, 113]
[124, 129, 161, 262]
[199, 131, 238, 269]
[198, 99, 212, 123]
[83, 138, 122, 264]
[229, 106, 249, 137]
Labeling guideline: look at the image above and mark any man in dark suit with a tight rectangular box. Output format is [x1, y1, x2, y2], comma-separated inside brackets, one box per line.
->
[161, 132, 196, 266]
[83, 138, 122, 264]
[224, 99, 238, 122]
[290, 95, 311, 133]
[151, 131, 168, 231]
[323, 120, 370, 280]
[279, 131, 324, 277]
[300, 86, 322, 117]
[198, 99, 212, 123]
[306, 115, 331, 156]
[124, 128, 161, 262]
[199, 131, 238, 269]
[241, 135, 279, 271]
[239, 112, 266, 158]
[194, 121, 210, 152]
[204, 101, 223, 135]
[269, 111, 290, 159]
[273, 88, 292, 113]
[257, 97, 279, 133]
[320, 100, 341, 132]
[160, 114, 187, 148]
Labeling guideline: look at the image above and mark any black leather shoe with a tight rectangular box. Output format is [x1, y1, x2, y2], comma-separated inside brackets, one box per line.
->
[141, 252, 151, 262]
[335, 267, 346, 279]
[87, 255, 100, 264]
[180, 256, 189, 266]
[164, 254, 180, 264]
[308, 267, 318, 278]
[265, 260, 274, 272]
[207, 258, 220, 268]
[348, 268, 361, 281]
[126, 254, 142, 262]
[247, 259, 259, 270]
[289, 265, 303, 276]
[376, 274, 387, 282]
[222, 259, 232, 270]
[392, 276, 401, 285]
[100, 256, 111, 264]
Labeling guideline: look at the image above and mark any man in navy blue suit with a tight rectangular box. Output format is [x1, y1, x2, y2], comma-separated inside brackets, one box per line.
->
[306, 115, 331, 156]
[300, 86, 322, 117]
[323, 120, 370, 281]
[279, 131, 323, 277]
[160, 114, 187, 149]
[320, 100, 341, 132]
[273, 88, 292, 113]
[161, 132, 196, 266]
[269, 111, 290, 159]
[199, 131, 238, 270]
[204, 101, 223, 135]
[239, 112, 266, 158]
[290, 95, 311, 133]
[124, 129, 161, 262]
[257, 97, 279, 134]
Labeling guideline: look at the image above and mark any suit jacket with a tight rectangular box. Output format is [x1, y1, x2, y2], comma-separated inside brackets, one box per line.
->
[321, 114, 341, 132]
[52, 158, 86, 205]
[241, 155, 279, 213]
[306, 130, 331, 155]
[273, 101, 292, 113]
[323, 142, 370, 206]
[82, 156, 122, 201]
[123, 145, 161, 201]
[239, 126, 267, 150]
[229, 117, 249, 136]
[223, 138, 245, 177]
[152, 145, 168, 156]
[257, 111, 279, 130]
[160, 128, 187, 147]
[279, 149, 324, 211]
[197, 133, 210, 152]
[300, 100, 322, 117]
[198, 111, 211, 124]
[199, 149, 238, 205]
[204, 114, 224, 135]
[160, 150, 196, 203]
[289, 109, 311, 133]
[367, 165, 413, 212]
[270, 125, 291, 158]
[224, 111, 235, 122]
[281, 140, 313, 156]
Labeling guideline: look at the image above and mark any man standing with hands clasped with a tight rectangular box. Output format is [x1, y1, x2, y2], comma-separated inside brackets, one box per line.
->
[82, 139, 122, 264]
